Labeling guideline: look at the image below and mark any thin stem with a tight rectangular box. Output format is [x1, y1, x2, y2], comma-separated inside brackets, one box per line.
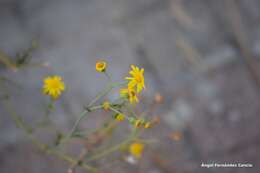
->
[126, 104, 138, 118]
[0, 75, 22, 89]
[59, 105, 103, 145]
[0, 51, 17, 71]
[108, 106, 122, 115]
[109, 106, 131, 121]
[69, 119, 118, 170]
[88, 84, 113, 107]
[111, 81, 128, 87]
[68, 110, 88, 136]
[58, 109, 88, 145]
[60, 79, 125, 144]
[87, 129, 139, 161]
[4, 100, 33, 134]
[104, 71, 112, 83]
[62, 80, 126, 143]
[87, 80, 126, 109]
[72, 117, 115, 138]
[3, 99, 99, 173]
[58, 80, 124, 146]
[36, 99, 55, 127]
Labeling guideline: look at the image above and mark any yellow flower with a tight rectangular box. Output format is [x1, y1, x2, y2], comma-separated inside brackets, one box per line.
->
[102, 101, 110, 110]
[96, 61, 106, 72]
[115, 113, 125, 121]
[125, 65, 145, 93]
[144, 122, 152, 129]
[134, 119, 142, 128]
[120, 87, 139, 104]
[129, 142, 144, 158]
[43, 76, 65, 99]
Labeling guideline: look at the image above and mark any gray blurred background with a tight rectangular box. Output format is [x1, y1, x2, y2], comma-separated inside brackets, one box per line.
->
[1, 0, 260, 172]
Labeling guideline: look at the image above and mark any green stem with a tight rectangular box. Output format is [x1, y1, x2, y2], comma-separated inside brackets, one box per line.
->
[36, 99, 55, 127]
[61, 80, 126, 144]
[72, 118, 115, 138]
[109, 106, 131, 121]
[126, 104, 138, 119]
[104, 71, 112, 83]
[111, 81, 128, 87]
[59, 105, 102, 145]
[87, 129, 139, 161]
[87, 80, 127, 109]
[3, 100, 99, 173]
[0, 51, 17, 71]
[58, 109, 88, 145]
[58, 81, 119, 146]
[88, 83, 113, 107]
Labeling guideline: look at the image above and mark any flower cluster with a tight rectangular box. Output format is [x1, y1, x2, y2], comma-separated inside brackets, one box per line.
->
[95, 61, 145, 104]
[39, 60, 155, 164]
[42, 61, 151, 129]
[95, 61, 151, 129]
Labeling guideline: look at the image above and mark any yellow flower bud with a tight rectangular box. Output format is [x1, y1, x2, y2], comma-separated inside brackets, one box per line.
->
[102, 101, 110, 110]
[115, 114, 125, 121]
[96, 61, 106, 72]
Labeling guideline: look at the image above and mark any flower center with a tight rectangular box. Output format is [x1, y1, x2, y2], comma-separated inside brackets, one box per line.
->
[130, 90, 136, 97]
[97, 63, 104, 68]
[49, 81, 60, 89]
[135, 74, 142, 82]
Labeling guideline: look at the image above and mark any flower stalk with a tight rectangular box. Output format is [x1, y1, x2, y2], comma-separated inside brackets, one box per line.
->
[3, 60, 159, 172]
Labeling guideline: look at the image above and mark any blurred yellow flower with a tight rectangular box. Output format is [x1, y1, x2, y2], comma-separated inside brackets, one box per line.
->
[102, 101, 110, 110]
[43, 76, 65, 99]
[115, 113, 125, 121]
[125, 65, 145, 93]
[96, 61, 106, 72]
[144, 122, 151, 129]
[129, 142, 144, 158]
[134, 119, 142, 128]
[120, 87, 139, 104]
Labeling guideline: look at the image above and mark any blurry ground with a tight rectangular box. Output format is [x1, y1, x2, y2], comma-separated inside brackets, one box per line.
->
[1, 0, 260, 173]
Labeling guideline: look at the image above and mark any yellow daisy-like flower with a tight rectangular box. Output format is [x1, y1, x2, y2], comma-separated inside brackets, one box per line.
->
[43, 76, 65, 99]
[120, 87, 139, 104]
[115, 113, 125, 121]
[102, 101, 110, 110]
[129, 142, 144, 159]
[125, 65, 145, 93]
[96, 61, 106, 72]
